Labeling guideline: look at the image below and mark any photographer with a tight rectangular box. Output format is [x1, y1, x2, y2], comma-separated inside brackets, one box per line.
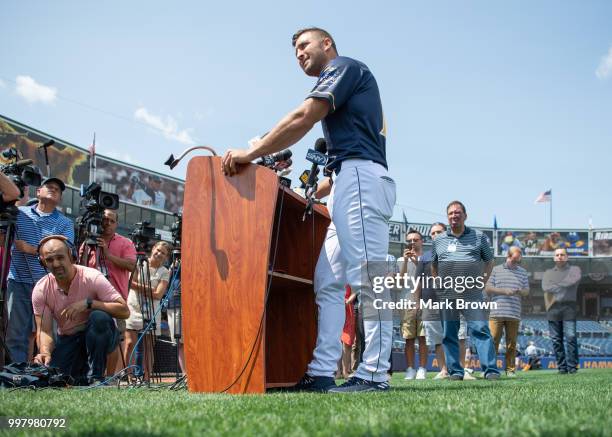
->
[32, 235, 129, 385]
[6, 177, 73, 363]
[80, 209, 136, 374]
[124, 241, 171, 380]
[0, 171, 20, 205]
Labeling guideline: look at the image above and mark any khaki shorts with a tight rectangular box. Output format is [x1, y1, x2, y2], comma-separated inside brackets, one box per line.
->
[401, 309, 425, 339]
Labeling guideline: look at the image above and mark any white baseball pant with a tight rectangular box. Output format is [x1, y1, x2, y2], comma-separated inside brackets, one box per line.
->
[307, 159, 396, 382]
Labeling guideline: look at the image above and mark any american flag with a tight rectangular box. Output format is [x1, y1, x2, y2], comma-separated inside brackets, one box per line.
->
[88, 133, 96, 156]
[534, 189, 552, 203]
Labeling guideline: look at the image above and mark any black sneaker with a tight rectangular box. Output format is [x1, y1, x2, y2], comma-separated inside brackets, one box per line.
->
[449, 373, 464, 381]
[484, 372, 501, 380]
[568, 368, 578, 374]
[328, 377, 389, 393]
[289, 374, 336, 392]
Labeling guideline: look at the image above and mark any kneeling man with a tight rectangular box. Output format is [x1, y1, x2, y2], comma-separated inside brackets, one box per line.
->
[32, 235, 129, 385]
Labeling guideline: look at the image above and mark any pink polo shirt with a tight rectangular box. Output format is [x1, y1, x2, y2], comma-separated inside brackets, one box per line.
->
[81, 233, 136, 299]
[32, 265, 123, 336]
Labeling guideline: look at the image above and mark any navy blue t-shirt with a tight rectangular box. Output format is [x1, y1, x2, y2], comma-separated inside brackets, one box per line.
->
[307, 56, 387, 172]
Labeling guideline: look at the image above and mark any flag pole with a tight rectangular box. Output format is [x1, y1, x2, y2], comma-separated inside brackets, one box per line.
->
[549, 190, 553, 228]
[89, 132, 96, 184]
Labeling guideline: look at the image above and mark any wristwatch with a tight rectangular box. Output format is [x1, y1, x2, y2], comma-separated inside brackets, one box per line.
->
[86, 297, 93, 309]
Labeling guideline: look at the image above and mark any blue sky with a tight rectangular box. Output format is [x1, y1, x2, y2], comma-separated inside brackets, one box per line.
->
[1, 1, 611, 228]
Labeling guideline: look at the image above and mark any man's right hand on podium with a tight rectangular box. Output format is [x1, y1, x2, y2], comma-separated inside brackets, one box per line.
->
[222, 148, 255, 176]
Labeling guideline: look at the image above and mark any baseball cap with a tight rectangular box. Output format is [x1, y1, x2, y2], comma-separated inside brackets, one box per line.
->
[41, 177, 66, 192]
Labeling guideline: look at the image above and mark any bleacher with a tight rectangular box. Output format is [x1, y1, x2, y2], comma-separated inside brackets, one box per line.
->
[515, 319, 612, 357]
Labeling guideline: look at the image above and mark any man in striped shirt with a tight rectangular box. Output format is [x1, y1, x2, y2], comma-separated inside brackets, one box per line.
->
[485, 246, 529, 377]
[5, 177, 74, 363]
[431, 200, 500, 380]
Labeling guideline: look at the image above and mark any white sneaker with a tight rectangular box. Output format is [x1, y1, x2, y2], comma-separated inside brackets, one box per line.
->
[404, 367, 416, 380]
[465, 367, 474, 374]
[433, 371, 449, 380]
[416, 367, 427, 380]
[463, 372, 477, 381]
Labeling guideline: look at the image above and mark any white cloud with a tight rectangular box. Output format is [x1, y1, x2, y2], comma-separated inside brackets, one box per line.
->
[595, 46, 612, 80]
[0, 79, 6, 88]
[15, 75, 57, 104]
[134, 107, 195, 145]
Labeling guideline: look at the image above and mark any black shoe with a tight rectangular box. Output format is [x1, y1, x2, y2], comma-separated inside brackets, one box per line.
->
[558, 369, 568, 375]
[568, 368, 578, 374]
[328, 377, 389, 393]
[289, 374, 336, 392]
[449, 373, 464, 381]
[484, 372, 501, 380]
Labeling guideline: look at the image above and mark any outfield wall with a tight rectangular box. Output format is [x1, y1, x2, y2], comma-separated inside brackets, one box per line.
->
[390, 352, 612, 372]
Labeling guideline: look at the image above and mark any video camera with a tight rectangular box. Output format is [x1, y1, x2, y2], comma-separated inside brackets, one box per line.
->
[0, 147, 42, 199]
[75, 182, 120, 245]
[130, 220, 157, 252]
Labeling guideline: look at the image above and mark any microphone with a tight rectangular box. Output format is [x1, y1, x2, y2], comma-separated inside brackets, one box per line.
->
[37, 139, 55, 149]
[273, 158, 292, 172]
[304, 138, 327, 195]
[256, 149, 292, 168]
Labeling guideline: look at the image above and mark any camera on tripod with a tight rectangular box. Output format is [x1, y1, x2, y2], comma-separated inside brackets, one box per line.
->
[75, 182, 120, 245]
[0, 147, 42, 199]
[130, 221, 157, 252]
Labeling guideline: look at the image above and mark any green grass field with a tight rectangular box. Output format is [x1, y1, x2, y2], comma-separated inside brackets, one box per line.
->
[1, 369, 611, 436]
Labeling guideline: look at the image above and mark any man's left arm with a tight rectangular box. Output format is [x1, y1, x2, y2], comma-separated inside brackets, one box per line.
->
[517, 272, 530, 297]
[557, 266, 582, 287]
[222, 98, 330, 175]
[62, 274, 130, 320]
[99, 237, 137, 273]
[481, 234, 494, 282]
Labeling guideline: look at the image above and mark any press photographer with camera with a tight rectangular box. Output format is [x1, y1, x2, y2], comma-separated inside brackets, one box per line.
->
[79, 209, 136, 374]
[32, 235, 129, 385]
[5, 177, 74, 364]
[124, 240, 171, 381]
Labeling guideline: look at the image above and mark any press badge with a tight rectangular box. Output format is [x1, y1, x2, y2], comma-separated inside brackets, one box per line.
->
[447, 241, 457, 252]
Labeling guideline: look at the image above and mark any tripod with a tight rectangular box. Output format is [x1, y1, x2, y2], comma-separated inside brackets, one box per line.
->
[128, 249, 158, 383]
[78, 236, 109, 278]
[166, 248, 183, 381]
[0, 205, 19, 366]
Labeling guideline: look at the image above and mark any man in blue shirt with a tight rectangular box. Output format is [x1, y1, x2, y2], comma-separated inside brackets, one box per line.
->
[222, 28, 395, 392]
[431, 200, 500, 380]
[5, 177, 74, 363]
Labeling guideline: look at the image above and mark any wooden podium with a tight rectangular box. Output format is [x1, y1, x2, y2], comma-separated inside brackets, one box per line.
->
[182, 156, 330, 394]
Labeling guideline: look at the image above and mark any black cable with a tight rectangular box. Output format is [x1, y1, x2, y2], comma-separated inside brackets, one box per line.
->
[219, 188, 285, 393]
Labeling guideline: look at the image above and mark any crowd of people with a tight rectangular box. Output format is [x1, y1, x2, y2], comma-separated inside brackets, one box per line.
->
[335, 202, 582, 383]
[1, 175, 182, 385]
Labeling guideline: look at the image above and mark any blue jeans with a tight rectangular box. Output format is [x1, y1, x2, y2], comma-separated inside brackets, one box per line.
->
[50, 310, 118, 384]
[5, 280, 35, 363]
[548, 319, 578, 372]
[440, 298, 499, 377]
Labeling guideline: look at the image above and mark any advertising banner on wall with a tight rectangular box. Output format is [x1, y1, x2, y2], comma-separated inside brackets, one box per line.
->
[0, 116, 90, 188]
[389, 222, 493, 247]
[95, 157, 184, 214]
[496, 230, 589, 257]
[593, 230, 612, 257]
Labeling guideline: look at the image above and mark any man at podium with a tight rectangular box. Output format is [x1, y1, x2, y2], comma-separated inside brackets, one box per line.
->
[222, 27, 396, 393]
